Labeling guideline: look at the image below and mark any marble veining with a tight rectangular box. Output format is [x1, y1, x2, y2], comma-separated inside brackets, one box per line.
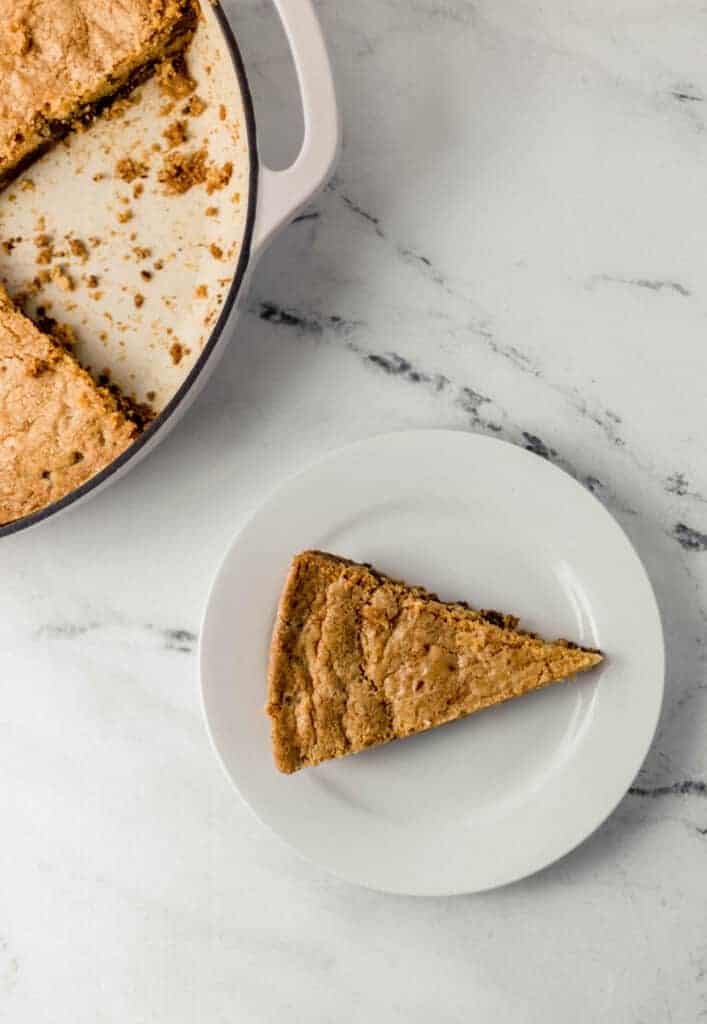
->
[672, 523, 707, 553]
[629, 781, 706, 798]
[249, 300, 640, 511]
[0, 0, 706, 1020]
[665, 472, 706, 501]
[35, 619, 198, 653]
[590, 274, 692, 297]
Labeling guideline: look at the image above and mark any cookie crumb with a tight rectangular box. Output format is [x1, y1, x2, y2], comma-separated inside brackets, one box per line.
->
[35, 235, 54, 264]
[182, 95, 207, 117]
[209, 243, 223, 260]
[205, 161, 233, 195]
[115, 157, 149, 183]
[51, 266, 74, 291]
[169, 341, 184, 364]
[134, 293, 145, 308]
[163, 119, 188, 149]
[158, 56, 196, 99]
[133, 183, 144, 199]
[85, 274, 99, 288]
[68, 238, 89, 262]
[158, 148, 208, 194]
[117, 209, 133, 224]
[194, 284, 208, 298]
[103, 93, 139, 122]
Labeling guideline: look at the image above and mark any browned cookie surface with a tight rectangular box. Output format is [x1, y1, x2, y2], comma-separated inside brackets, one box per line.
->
[0, 0, 199, 184]
[267, 551, 603, 773]
[0, 286, 140, 525]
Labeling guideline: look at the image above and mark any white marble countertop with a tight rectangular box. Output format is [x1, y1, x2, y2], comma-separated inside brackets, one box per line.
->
[1, 0, 706, 1020]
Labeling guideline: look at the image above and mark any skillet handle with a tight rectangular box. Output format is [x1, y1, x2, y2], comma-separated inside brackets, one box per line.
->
[250, 0, 340, 257]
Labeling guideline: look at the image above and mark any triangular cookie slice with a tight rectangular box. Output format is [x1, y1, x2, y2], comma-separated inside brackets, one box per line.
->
[0, 286, 146, 524]
[267, 551, 603, 773]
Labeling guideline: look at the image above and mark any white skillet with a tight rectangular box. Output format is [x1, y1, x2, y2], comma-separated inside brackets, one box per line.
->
[0, 0, 339, 537]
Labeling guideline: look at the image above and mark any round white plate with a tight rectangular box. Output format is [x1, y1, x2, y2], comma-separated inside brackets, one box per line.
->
[200, 430, 664, 895]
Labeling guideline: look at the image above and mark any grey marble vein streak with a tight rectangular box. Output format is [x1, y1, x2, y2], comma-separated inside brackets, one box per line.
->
[251, 301, 629, 513]
[252, 294, 707, 541]
[629, 781, 706, 798]
[321, 183, 630, 449]
[35, 621, 197, 653]
[672, 523, 707, 553]
[266, 195, 707, 526]
[665, 473, 707, 504]
[330, 184, 511, 342]
[589, 274, 691, 298]
[318, 184, 707, 504]
[672, 87, 703, 103]
[315, 187, 694, 475]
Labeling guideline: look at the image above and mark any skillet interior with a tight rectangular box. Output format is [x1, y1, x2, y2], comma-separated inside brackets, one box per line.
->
[0, 3, 258, 538]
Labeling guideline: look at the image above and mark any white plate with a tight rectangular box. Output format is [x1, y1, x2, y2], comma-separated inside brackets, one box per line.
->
[200, 430, 664, 895]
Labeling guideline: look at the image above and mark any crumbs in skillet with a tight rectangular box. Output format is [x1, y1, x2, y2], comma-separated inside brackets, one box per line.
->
[157, 56, 196, 99]
[182, 94, 207, 117]
[115, 157, 149, 183]
[169, 340, 184, 364]
[158, 147, 208, 194]
[205, 160, 232, 194]
[163, 120, 188, 149]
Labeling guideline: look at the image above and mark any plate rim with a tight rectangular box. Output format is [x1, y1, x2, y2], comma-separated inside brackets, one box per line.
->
[199, 428, 665, 895]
